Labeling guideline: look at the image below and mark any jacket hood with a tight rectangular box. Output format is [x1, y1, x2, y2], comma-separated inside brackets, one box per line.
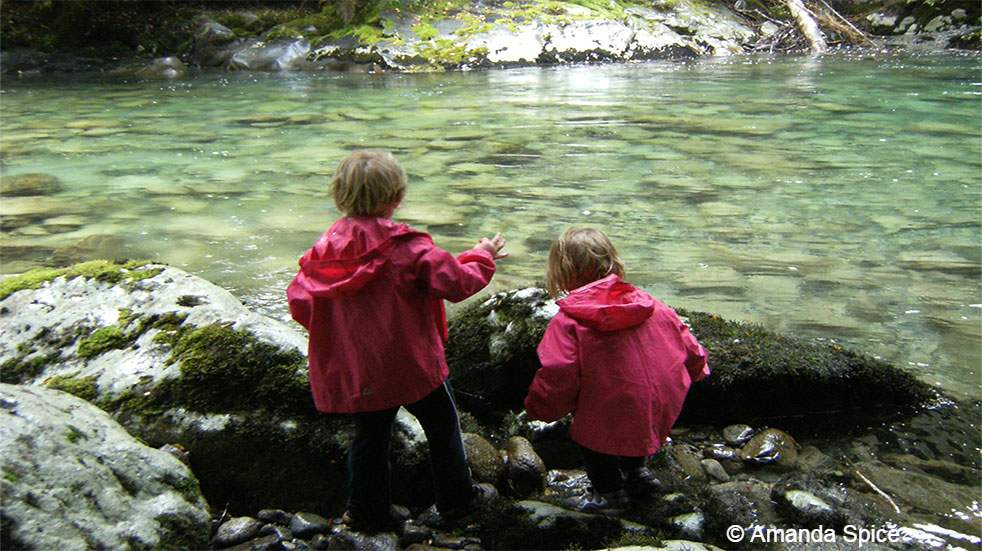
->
[557, 274, 654, 331]
[295, 217, 424, 298]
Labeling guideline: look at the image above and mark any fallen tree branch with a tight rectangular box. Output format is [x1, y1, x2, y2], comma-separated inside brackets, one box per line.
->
[817, 0, 880, 46]
[855, 470, 902, 514]
[784, 0, 828, 53]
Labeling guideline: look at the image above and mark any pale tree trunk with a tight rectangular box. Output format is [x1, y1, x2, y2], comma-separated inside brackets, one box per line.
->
[785, 0, 828, 53]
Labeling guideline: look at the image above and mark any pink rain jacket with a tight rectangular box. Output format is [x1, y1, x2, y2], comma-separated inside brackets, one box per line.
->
[525, 275, 710, 457]
[287, 216, 496, 413]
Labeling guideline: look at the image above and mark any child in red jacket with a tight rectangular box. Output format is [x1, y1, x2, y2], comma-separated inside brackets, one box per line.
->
[524, 228, 709, 512]
[287, 150, 506, 531]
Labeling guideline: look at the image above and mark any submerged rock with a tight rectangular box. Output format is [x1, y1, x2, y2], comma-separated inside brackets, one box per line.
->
[0, 384, 210, 550]
[0, 261, 429, 514]
[0, 172, 63, 196]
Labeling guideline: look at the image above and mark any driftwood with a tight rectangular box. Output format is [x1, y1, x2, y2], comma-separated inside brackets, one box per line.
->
[784, 0, 828, 53]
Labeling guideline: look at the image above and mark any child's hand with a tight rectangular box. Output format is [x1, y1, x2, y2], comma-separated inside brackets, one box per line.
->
[477, 233, 508, 260]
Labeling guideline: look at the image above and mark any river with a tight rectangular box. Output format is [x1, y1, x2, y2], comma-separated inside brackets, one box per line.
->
[1, 52, 979, 399]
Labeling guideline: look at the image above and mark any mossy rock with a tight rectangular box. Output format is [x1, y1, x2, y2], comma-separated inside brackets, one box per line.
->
[0, 260, 431, 515]
[446, 288, 557, 416]
[674, 309, 936, 432]
[446, 287, 937, 432]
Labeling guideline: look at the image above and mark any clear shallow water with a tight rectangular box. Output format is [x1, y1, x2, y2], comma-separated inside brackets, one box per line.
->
[2, 53, 980, 399]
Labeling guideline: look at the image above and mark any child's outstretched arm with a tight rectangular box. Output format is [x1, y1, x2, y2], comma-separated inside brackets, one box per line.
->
[525, 316, 580, 422]
[678, 317, 710, 382]
[415, 233, 507, 302]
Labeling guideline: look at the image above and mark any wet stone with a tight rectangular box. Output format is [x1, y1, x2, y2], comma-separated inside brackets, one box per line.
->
[327, 526, 399, 550]
[212, 516, 263, 548]
[289, 512, 330, 539]
[0, 173, 63, 197]
[259, 523, 293, 540]
[700, 458, 730, 482]
[463, 432, 505, 485]
[309, 533, 330, 550]
[398, 521, 433, 547]
[703, 443, 739, 462]
[431, 534, 482, 548]
[722, 424, 755, 447]
[739, 428, 799, 469]
[670, 511, 705, 540]
[504, 436, 546, 496]
[224, 533, 279, 551]
[668, 443, 707, 481]
[779, 489, 836, 527]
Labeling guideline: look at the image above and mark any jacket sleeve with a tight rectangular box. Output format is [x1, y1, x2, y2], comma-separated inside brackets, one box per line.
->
[676, 315, 710, 382]
[525, 317, 580, 422]
[414, 242, 496, 303]
[286, 270, 313, 330]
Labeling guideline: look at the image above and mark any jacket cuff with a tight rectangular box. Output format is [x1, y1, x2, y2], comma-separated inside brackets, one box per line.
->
[458, 247, 495, 266]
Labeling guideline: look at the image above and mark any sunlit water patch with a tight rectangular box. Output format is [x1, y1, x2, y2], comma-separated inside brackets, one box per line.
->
[1, 53, 979, 399]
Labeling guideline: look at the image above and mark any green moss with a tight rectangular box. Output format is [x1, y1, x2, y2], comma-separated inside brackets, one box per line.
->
[604, 531, 666, 548]
[266, 11, 341, 40]
[156, 324, 312, 415]
[1, 352, 61, 384]
[0, 260, 160, 301]
[65, 425, 89, 443]
[46, 374, 99, 402]
[153, 511, 209, 550]
[676, 308, 937, 430]
[412, 21, 439, 41]
[117, 308, 135, 328]
[76, 325, 133, 360]
[417, 39, 488, 68]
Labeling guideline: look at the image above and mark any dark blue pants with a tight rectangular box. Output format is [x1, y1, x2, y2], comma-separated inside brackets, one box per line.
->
[579, 445, 646, 494]
[347, 381, 475, 519]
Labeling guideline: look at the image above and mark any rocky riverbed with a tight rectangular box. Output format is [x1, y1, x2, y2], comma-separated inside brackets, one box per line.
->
[1, 261, 979, 549]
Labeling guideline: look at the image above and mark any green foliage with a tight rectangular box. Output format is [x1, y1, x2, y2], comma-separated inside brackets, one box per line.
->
[0, 260, 160, 301]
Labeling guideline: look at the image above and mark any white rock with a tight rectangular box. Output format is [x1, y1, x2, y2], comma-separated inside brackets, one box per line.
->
[0, 384, 210, 549]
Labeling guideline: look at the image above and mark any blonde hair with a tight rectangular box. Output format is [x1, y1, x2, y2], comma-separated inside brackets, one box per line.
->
[546, 227, 625, 297]
[329, 150, 407, 216]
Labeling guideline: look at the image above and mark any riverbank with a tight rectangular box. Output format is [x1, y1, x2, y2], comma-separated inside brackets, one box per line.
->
[1, 0, 979, 76]
[1, 263, 979, 549]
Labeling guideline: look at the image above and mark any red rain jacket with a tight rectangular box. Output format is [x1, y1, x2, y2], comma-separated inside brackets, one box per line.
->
[524, 275, 710, 456]
[287, 216, 496, 413]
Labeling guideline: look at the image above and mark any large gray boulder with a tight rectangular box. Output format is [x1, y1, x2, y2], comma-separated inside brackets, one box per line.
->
[0, 260, 429, 514]
[445, 287, 937, 430]
[0, 384, 211, 549]
[308, 0, 754, 71]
